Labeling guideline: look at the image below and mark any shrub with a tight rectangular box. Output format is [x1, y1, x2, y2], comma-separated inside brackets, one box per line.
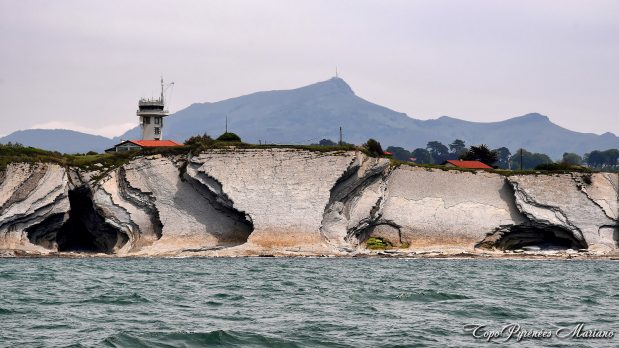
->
[366, 237, 390, 250]
[185, 133, 214, 147]
[364, 138, 384, 157]
[534, 163, 590, 172]
[216, 132, 241, 142]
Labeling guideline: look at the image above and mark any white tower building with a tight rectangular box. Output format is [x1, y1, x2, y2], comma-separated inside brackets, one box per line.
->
[137, 78, 170, 140]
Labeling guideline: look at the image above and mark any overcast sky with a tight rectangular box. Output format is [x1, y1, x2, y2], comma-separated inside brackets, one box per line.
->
[1, 0, 618, 137]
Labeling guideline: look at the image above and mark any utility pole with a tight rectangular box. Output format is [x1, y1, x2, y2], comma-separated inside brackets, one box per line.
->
[225, 116, 228, 133]
[339, 126, 343, 145]
[520, 148, 523, 171]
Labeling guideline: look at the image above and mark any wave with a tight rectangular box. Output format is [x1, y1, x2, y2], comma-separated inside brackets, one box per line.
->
[99, 330, 301, 348]
[83, 292, 151, 305]
[396, 290, 470, 302]
[0, 307, 17, 315]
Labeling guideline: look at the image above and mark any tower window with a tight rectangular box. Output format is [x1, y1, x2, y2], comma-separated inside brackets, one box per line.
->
[154, 127, 160, 135]
[154, 117, 160, 124]
[143, 117, 150, 124]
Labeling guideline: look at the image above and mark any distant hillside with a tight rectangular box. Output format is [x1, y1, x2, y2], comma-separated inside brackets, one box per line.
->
[0, 129, 114, 154]
[117, 77, 618, 159]
[4, 77, 619, 158]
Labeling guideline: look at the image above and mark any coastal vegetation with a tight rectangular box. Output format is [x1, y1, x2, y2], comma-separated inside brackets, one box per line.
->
[382, 139, 618, 172]
[1, 136, 617, 175]
[0, 142, 134, 171]
[366, 237, 390, 250]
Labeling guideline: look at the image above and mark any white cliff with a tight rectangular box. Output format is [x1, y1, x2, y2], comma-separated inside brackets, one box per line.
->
[0, 150, 617, 256]
[0, 163, 69, 253]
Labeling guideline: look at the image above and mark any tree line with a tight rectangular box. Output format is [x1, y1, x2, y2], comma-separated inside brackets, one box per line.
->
[313, 137, 619, 171]
[382, 140, 618, 170]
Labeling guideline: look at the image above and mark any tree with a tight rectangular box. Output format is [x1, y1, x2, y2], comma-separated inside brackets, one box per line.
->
[364, 138, 384, 157]
[562, 152, 582, 166]
[603, 149, 619, 167]
[584, 149, 619, 168]
[448, 139, 467, 158]
[317, 139, 337, 146]
[185, 133, 214, 146]
[411, 148, 432, 164]
[426, 141, 449, 164]
[509, 149, 552, 170]
[385, 146, 412, 162]
[216, 132, 241, 142]
[494, 147, 511, 169]
[460, 144, 498, 166]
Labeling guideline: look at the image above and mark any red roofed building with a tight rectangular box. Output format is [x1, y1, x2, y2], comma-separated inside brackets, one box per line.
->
[105, 140, 182, 153]
[443, 160, 493, 169]
[106, 78, 183, 153]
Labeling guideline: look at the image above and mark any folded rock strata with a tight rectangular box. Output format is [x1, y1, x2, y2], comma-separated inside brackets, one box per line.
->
[0, 150, 616, 256]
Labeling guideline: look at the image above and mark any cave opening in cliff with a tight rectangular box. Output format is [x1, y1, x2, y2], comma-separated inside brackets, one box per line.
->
[55, 187, 128, 253]
[478, 223, 588, 251]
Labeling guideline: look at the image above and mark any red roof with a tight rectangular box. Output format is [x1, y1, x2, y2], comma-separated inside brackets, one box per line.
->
[444, 160, 492, 169]
[383, 151, 393, 156]
[128, 140, 182, 147]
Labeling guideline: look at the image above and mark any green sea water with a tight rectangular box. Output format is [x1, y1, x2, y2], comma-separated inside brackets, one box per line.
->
[0, 258, 617, 347]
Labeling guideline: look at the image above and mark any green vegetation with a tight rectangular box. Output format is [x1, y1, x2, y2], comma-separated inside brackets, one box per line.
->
[385, 146, 413, 162]
[459, 144, 498, 166]
[366, 237, 391, 250]
[216, 132, 242, 142]
[534, 162, 590, 172]
[312, 138, 354, 147]
[426, 141, 450, 163]
[184, 133, 359, 155]
[510, 149, 553, 170]
[364, 138, 384, 157]
[0, 142, 182, 173]
[562, 152, 583, 166]
[584, 149, 619, 171]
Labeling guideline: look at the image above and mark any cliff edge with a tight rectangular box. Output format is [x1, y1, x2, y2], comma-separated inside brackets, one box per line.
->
[0, 149, 617, 257]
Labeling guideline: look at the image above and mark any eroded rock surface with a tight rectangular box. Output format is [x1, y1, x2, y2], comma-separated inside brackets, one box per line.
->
[188, 149, 357, 248]
[0, 163, 69, 252]
[508, 174, 618, 251]
[0, 151, 617, 256]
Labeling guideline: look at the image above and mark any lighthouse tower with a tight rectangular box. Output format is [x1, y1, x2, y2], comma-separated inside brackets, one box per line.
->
[137, 78, 170, 140]
[104, 78, 181, 153]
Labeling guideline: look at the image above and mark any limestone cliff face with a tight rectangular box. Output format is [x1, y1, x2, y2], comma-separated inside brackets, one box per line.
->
[186, 149, 357, 248]
[382, 168, 526, 248]
[0, 150, 617, 256]
[507, 173, 618, 251]
[0, 163, 69, 252]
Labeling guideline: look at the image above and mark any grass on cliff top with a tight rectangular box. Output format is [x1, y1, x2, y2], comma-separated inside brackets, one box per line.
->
[1, 143, 604, 178]
[187, 140, 360, 155]
[0, 143, 170, 171]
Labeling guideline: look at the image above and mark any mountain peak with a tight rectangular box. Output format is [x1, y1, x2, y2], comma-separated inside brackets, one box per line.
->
[305, 77, 354, 96]
[514, 113, 550, 122]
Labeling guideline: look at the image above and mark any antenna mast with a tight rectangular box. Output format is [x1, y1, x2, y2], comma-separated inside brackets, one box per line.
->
[160, 76, 164, 103]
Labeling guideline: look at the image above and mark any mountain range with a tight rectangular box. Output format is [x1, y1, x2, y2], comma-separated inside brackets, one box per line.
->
[2, 77, 618, 159]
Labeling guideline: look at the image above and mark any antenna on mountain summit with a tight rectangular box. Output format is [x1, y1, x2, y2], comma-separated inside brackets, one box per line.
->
[335, 67, 339, 78]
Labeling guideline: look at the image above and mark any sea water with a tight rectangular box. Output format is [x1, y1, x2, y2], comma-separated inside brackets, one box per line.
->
[0, 258, 617, 347]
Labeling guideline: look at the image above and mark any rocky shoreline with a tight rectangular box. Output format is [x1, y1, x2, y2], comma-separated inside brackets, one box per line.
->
[1, 149, 617, 258]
